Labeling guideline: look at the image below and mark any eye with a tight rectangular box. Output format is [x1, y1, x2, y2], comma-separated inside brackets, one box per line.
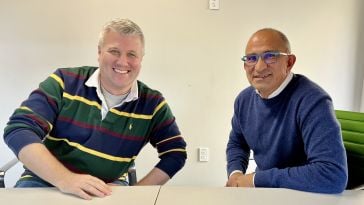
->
[263, 52, 278, 60]
[108, 49, 120, 57]
[127, 52, 138, 58]
[246, 55, 258, 63]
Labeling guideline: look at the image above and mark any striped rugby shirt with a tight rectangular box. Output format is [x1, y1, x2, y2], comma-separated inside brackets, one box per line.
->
[4, 66, 187, 183]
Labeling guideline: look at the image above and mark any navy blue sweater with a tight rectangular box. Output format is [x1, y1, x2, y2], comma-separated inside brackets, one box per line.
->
[226, 74, 347, 193]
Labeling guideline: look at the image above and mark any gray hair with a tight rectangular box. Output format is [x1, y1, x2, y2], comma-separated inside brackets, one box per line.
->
[98, 18, 145, 49]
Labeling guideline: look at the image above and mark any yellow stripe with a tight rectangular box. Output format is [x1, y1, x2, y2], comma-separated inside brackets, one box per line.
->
[45, 135, 136, 162]
[110, 109, 152, 119]
[63, 93, 101, 109]
[47, 121, 53, 131]
[19, 106, 32, 112]
[19, 106, 53, 131]
[50, 74, 64, 89]
[110, 100, 167, 119]
[19, 175, 33, 180]
[153, 101, 166, 116]
[156, 135, 181, 145]
[118, 173, 128, 181]
[158, 148, 186, 157]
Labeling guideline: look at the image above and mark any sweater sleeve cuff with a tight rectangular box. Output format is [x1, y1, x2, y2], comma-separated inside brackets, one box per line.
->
[155, 153, 186, 178]
[254, 171, 273, 188]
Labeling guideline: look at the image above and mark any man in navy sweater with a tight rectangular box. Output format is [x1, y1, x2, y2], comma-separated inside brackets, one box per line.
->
[226, 28, 347, 193]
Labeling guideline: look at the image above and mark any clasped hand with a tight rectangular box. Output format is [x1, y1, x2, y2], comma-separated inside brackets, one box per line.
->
[225, 172, 255, 187]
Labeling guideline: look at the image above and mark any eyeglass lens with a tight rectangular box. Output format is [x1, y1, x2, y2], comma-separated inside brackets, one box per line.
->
[243, 52, 281, 66]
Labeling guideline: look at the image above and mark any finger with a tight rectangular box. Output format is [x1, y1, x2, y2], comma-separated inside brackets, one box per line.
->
[226, 180, 233, 187]
[75, 189, 93, 200]
[87, 176, 112, 195]
[82, 184, 108, 198]
[87, 179, 112, 196]
[94, 183, 112, 196]
[92, 181, 112, 195]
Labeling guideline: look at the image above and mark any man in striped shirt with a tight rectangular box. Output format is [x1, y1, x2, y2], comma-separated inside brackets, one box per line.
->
[4, 18, 187, 200]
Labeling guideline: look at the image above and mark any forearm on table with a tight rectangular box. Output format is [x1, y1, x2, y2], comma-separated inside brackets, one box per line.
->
[18, 143, 73, 187]
[136, 167, 170, 185]
[254, 162, 347, 193]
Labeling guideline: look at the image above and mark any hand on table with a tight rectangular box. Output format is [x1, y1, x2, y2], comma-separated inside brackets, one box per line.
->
[226, 172, 255, 187]
[56, 173, 112, 200]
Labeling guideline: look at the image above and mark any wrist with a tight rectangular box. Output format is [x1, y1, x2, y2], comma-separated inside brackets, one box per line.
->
[229, 170, 243, 178]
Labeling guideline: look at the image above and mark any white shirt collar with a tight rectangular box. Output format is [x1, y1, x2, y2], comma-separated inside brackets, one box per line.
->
[85, 68, 139, 120]
[85, 68, 139, 103]
[255, 72, 293, 99]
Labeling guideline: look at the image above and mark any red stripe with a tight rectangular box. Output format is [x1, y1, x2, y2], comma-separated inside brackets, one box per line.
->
[61, 70, 87, 80]
[152, 118, 174, 133]
[33, 89, 58, 110]
[58, 116, 144, 141]
[140, 93, 163, 100]
[25, 114, 50, 133]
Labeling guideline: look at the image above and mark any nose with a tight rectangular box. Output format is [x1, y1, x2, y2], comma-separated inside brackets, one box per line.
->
[116, 54, 128, 67]
[254, 56, 267, 72]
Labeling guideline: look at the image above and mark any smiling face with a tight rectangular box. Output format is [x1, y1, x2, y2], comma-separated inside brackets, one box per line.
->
[98, 30, 144, 95]
[244, 29, 296, 98]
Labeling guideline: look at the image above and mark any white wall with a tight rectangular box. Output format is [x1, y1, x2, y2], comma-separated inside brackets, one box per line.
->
[1, 0, 363, 187]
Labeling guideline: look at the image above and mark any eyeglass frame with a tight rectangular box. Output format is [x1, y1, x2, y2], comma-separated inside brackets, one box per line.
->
[241, 51, 291, 68]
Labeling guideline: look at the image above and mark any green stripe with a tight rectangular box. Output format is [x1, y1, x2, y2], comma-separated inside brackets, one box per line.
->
[44, 139, 132, 181]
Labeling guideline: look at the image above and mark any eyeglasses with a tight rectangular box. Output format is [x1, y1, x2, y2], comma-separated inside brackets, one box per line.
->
[241, 51, 290, 67]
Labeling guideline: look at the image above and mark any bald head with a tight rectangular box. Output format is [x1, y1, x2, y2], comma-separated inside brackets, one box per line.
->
[245, 28, 291, 55]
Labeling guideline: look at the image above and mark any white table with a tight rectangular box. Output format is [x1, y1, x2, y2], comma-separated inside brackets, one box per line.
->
[156, 186, 364, 205]
[1, 186, 363, 205]
[0, 186, 160, 205]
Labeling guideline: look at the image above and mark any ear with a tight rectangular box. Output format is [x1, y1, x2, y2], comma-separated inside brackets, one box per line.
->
[286, 54, 296, 72]
[98, 46, 101, 55]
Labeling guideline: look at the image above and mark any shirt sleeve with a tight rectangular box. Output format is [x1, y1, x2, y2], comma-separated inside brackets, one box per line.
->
[148, 100, 187, 178]
[4, 69, 63, 156]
